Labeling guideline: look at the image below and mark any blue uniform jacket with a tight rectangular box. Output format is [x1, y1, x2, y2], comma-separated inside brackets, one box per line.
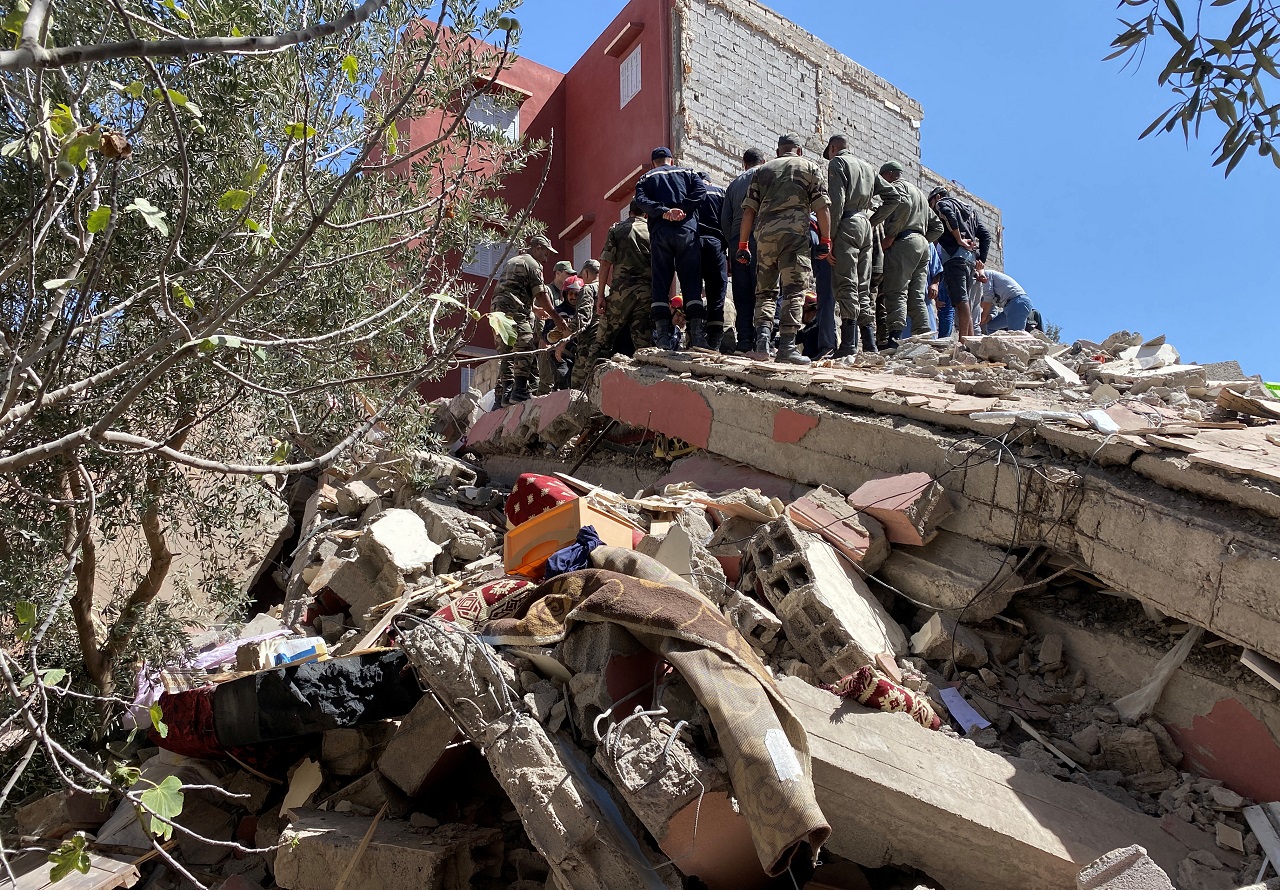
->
[635, 164, 705, 231]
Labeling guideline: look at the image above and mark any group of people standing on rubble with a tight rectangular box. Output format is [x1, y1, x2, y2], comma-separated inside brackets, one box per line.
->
[490, 136, 1039, 406]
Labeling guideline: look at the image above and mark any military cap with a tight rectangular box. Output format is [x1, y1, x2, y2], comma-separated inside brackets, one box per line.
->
[880, 160, 904, 176]
[529, 233, 556, 254]
[553, 260, 576, 274]
[777, 133, 803, 148]
[651, 146, 673, 160]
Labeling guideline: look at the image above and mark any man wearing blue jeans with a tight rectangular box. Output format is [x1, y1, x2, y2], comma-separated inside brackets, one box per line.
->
[979, 268, 1035, 333]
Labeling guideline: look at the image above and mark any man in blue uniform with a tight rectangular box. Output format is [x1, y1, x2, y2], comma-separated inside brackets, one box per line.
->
[634, 146, 706, 349]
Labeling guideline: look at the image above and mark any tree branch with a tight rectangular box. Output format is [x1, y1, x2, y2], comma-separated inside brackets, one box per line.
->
[0, 0, 394, 72]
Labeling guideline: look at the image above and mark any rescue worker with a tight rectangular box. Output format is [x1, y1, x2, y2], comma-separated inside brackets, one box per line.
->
[634, 147, 706, 349]
[573, 201, 652, 387]
[695, 172, 728, 350]
[928, 185, 991, 338]
[736, 134, 832, 366]
[869, 160, 943, 350]
[825, 134, 892, 357]
[492, 232, 565, 405]
[721, 147, 766, 353]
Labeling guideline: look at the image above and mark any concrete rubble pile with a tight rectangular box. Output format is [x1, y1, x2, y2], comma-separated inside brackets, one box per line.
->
[15, 331, 1280, 890]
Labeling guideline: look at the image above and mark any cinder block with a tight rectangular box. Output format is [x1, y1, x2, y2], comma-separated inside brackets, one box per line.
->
[787, 484, 889, 573]
[848, 472, 953, 546]
[377, 693, 457, 797]
[747, 517, 906, 683]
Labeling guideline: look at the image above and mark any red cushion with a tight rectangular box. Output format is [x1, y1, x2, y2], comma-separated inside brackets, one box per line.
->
[506, 473, 578, 527]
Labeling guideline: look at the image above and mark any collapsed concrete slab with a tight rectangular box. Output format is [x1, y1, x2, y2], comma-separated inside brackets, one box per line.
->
[464, 389, 591, 453]
[786, 484, 890, 573]
[778, 676, 1192, 890]
[848, 472, 953, 547]
[274, 809, 498, 890]
[1075, 845, 1175, 890]
[401, 620, 681, 890]
[877, 530, 1024, 622]
[746, 517, 907, 683]
[592, 357, 1280, 667]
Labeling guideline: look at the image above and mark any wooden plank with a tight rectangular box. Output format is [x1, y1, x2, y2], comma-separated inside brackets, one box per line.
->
[1242, 650, 1280, 693]
[1243, 804, 1280, 871]
[11, 851, 139, 890]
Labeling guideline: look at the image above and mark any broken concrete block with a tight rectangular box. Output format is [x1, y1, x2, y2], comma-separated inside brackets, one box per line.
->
[876, 531, 1024, 622]
[640, 507, 726, 604]
[557, 621, 660, 731]
[1101, 728, 1165, 776]
[321, 722, 399, 777]
[747, 517, 907, 683]
[974, 627, 1025, 664]
[847, 472, 952, 546]
[1176, 857, 1238, 890]
[321, 769, 410, 819]
[327, 555, 403, 619]
[410, 495, 498, 564]
[787, 484, 890, 573]
[358, 509, 441, 576]
[377, 693, 457, 797]
[707, 515, 767, 582]
[401, 621, 682, 890]
[16, 789, 110, 836]
[1076, 845, 1174, 889]
[592, 713, 769, 890]
[783, 677, 1191, 889]
[910, 613, 988, 669]
[1072, 724, 1103, 757]
[275, 809, 499, 890]
[226, 770, 272, 815]
[1039, 633, 1065, 668]
[721, 590, 783, 654]
[336, 479, 380, 516]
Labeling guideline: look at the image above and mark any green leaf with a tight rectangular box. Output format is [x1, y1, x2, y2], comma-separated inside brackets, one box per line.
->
[284, 121, 316, 140]
[488, 311, 516, 347]
[385, 119, 399, 156]
[217, 188, 251, 212]
[1166, 0, 1185, 31]
[161, 0, 189, 19]
[48, 835, 90, 882]
[86, 206, 112, 233]
[342, 54, 359, 84]
[139, 775, 184, 841]
[2, 138, 24, 157]
[15, 600, 35, 641]
[149, 703, 168, 739]
[431, 292, 464, 311]
[48, 103, 76, 139]
[196, 334, 244, 353]
[153, 88, 200, 117]
[61, 129, 101, 169]
[2, 1, 28, 38]
[41, 668, 66, 686]
[173, 283, 194, 308]
[125, 197, 170, 237]
[230, 24, 242, 37]
[113, 764, 142, 787]
[240, 162, 268, 188]
[123, 80, 145, 99]
[269, 439, 291, 464]
[42, 277, 78, 290]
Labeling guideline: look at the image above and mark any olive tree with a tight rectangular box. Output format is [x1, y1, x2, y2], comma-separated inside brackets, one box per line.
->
[0, 0, 540, 882]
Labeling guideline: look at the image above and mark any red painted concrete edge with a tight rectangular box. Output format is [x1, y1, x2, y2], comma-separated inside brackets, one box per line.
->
[772, 408, 819, 445]
[1165, 696, 1280, 803]
[598, 368, 713, 449]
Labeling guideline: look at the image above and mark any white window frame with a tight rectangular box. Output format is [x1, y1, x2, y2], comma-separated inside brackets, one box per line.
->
[573, 234, 592, 272]
[462, 240, 511, 279]
[466, 94, 520, 142]
[620, 44, 642, 109]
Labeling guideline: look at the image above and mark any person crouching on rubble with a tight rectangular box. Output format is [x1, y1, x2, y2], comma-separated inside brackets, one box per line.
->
[670, 294, 687, 348]
[494, 232, 566, 406]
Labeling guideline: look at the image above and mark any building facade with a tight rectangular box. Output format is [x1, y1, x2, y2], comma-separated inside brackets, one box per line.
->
[424, 0, 1004, 396]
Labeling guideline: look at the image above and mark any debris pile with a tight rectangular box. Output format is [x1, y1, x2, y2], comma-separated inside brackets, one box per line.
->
[10, 330, 1280, 890]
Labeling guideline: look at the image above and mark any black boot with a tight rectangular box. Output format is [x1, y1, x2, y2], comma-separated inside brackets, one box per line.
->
[687, 317, 709, 349]
[883, 329, 902, 351]
[754, 323, 773, 357]
[860, 324, 878, 354]
[833, 319, 858, 359]
[706, 323, 723, 351]
[719, 328, 738, 354]
[508, 376, 531, 404]
[653, 317, 676, 350]
[775, 331, 811, 365]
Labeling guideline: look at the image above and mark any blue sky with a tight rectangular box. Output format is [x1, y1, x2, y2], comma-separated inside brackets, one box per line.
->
[510, 0, 1279, 379]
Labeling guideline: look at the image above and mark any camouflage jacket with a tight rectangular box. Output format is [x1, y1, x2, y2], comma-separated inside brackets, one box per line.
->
[492, 253, 544, 314]
[601, 217, 651, 285]
[741, 154, 830, 241]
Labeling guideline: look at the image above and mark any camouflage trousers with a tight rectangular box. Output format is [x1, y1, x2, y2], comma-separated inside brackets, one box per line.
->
[492, 299, 535, 390]
[568, 315, 601, 390]
[753, 229, 812, 333]
[572, 279, 652, 390]
[833, 214, 875, 326]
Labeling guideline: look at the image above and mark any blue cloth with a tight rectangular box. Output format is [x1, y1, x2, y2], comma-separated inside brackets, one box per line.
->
[544, 526, 605, 579]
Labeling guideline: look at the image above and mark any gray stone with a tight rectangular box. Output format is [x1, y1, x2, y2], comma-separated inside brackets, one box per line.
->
[336, 479, 380, 516]
[1076, 845, 1174, 889]
[275, 809, 498, 890]
[410, 495, 498, 564]
[1176, 857, 1237, 890]
[877, 530, 1025, 622]
[321, 722, 398, 777]
[910, 613, 988, 669]
[358, 509, 441, 575]
[378, 693, 457, 797]
[1071, 724, 1103, 756]
[1102, 728, 1165, 776]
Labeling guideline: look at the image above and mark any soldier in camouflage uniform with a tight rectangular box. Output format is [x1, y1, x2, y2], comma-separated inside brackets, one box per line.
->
[736, 134, 832, 365]
[492, 233, 564, 405]
[825, 134, 893, 357]
[573, 201, 653, 389]
[569, 260, 602, 390]
[869, 160, 944, 350]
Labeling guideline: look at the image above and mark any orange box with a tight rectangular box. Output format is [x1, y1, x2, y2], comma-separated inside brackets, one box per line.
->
[504, 497, 636, 579]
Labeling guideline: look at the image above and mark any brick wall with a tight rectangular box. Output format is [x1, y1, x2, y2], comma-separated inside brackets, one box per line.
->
[921, 165, 1005, 270]
[670, 0, 1004, 268]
